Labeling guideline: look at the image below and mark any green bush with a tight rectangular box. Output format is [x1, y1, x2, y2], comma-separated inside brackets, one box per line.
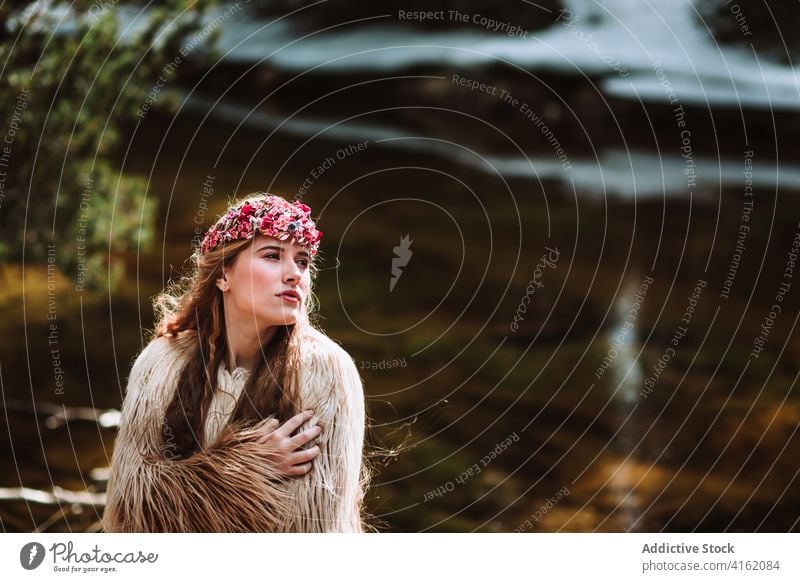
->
[0, 0, 218, 290]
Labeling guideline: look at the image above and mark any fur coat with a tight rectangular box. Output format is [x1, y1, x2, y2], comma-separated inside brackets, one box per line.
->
[101, 326, 368, 532]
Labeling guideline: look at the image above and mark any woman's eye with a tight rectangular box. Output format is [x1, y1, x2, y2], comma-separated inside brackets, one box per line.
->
[265, 253, 280, 260]
[297, 259, 309, 268]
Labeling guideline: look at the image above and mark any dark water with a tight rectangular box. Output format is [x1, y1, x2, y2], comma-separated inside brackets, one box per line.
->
[3, 108, 798, 532]
[2, 1, 800, 532]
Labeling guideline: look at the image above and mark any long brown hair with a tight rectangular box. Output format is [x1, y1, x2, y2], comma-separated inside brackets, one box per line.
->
[153, 231, 320, 459]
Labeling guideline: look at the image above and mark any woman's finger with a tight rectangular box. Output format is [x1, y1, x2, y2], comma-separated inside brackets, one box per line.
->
[274, 410, 314, 437]
[256, 417, 280, 431]
[287, 462, 313, 476]
[289, 446, 320, 464]
[253, 418, 280, 444]
[290, 424, 322, 448]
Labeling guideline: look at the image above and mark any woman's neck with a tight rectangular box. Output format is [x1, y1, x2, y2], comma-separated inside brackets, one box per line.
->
[223, 307, 277, 372]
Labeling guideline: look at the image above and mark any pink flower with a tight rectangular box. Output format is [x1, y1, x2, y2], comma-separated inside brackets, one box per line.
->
[200, 194, 322, 255]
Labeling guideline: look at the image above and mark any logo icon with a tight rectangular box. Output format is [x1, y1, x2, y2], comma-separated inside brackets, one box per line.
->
[390, 234, 413, 292]
[20, 542, 45, 570]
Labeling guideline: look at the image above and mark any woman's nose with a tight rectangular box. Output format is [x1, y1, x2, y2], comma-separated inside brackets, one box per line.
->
[283, 260, 301, 281]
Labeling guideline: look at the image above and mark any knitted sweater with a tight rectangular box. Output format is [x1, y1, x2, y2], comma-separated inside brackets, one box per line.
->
[101, 325, 367, 532]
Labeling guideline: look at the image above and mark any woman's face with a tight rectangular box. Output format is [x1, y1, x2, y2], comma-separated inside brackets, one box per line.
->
[218, 234, 312, 328]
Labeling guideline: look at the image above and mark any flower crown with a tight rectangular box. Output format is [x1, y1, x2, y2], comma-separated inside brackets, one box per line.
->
[200, 194, 323, 255]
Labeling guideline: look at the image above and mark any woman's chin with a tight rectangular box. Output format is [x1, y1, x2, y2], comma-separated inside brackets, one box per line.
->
[277, 308, 299, 325]
[256, 309, 298, 328]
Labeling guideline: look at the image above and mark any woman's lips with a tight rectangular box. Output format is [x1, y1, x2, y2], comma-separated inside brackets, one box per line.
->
[277, 291, 301, 304]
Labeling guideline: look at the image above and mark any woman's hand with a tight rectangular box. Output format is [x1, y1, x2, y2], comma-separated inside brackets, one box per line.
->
[255, 410, 322, 477]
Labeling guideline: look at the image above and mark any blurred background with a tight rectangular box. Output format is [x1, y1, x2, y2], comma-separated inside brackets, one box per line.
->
[1, 0, 799, 532]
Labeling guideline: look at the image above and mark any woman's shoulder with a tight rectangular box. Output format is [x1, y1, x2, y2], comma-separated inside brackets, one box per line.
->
[122, 330, 197, 405]
[296, 325, 363, 405]
[298, 325, 356, 368]
[297, 326, 363, 390]
[140, 329, 194, 355]
[129, 330, 196, 377]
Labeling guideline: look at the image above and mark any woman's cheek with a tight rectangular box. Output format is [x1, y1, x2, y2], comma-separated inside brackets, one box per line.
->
[254, 260, 278, 286]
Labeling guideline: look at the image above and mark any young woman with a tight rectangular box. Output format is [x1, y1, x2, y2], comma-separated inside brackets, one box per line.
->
[102, 194, 370, 532]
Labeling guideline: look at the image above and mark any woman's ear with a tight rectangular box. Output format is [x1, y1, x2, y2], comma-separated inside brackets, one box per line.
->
[216, 268, 230, 292]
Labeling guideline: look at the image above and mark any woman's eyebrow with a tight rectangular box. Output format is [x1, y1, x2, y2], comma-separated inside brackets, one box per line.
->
[256, 244, 310, 258]
[256, 245, 282, 253]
